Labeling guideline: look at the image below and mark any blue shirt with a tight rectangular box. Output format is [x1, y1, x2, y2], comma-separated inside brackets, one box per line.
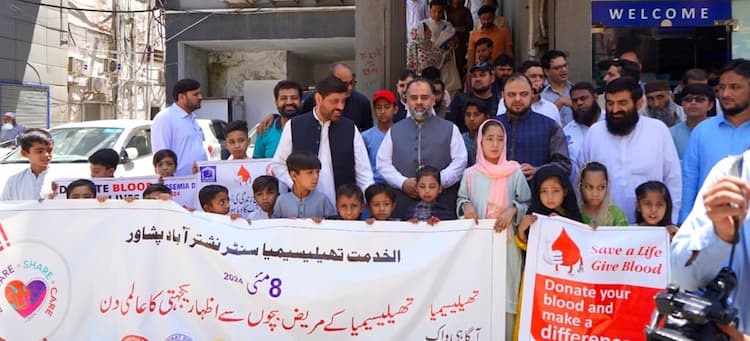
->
[679, 115, 750, 222]
[671, 150, 750, 333]
[0, 123, 25, 146]
[150, 104, 207, 176]
[462, 132, 477, 167]
[253, 117, 284, 159]
[669, 121, 692, 161]
[541, 82, 573, 127]
[361, 127, 387, 183]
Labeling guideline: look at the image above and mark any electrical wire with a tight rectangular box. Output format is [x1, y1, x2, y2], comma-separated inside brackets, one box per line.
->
[15, 0, 159, 13]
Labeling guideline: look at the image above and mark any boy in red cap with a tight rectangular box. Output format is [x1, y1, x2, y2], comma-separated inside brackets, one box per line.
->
[362, 90, 398, 184]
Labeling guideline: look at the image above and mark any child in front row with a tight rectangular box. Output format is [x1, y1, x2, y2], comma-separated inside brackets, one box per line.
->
[199, 185, 230, 215]
[512, 164, 583, 340]
[517, 164, 583, 247]
[153, 149, 177, 178]
[224, 120, 251, 160]
[249, 175, 279, 220]
[406, 165, 456, 225]
[365, 183, 397, 223]
[334, 184, 365, 220]
[88, 148, 119, 178]
[1, 128, 54, 200]
[635, 181, 679, 240]
[272, 151, 336, 219]
[66, 179, 96, 199]
[577, 162, 628, 227]
[143, 184, 172, 200]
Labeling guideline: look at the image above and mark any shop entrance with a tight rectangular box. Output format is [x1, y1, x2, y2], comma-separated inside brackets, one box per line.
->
[593, 25, 731, 86]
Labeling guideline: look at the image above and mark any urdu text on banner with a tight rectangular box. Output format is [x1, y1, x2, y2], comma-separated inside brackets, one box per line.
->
[517, 215, 670, 341]
[0, 200, 505, 340]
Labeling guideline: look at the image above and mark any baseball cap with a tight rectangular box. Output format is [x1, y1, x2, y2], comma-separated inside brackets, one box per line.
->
[470, 62, 493, 73]
[372, 90, 396, 104]
[3, 112, 15, 119]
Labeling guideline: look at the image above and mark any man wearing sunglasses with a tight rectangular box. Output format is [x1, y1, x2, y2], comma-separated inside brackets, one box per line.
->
[670, 84, 713, 160]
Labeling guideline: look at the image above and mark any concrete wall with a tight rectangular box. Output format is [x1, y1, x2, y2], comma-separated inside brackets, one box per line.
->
[165, 9, 355, 102]
[286, 52, 314, 86]
[207, 50, 287, 120]
[552, 0, 594, 83]
[178, 43, 209, 98]
[732, 0, 750, 58]
[0, 0, 69, 126]
[354, 0, 387, 100]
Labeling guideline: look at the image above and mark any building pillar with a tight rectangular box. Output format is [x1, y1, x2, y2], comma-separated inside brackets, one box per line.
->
[553, 0, 593, 83]
[354, 0, 405, 100]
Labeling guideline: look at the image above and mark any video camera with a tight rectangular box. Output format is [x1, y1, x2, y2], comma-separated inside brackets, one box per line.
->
[645, 267, 738, 340]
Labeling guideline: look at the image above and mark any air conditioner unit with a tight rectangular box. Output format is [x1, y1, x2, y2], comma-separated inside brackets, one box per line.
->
[107, 59, 121, 73]
[67, 57, 86, 74]
[89, 77, 109, 93]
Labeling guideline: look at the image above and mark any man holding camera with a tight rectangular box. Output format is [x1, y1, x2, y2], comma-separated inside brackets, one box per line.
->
[671, 149, 750, 339]
[671, 59, 750, 339]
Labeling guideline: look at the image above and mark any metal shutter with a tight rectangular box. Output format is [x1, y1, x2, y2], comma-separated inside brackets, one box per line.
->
[0, 82, 50, 129]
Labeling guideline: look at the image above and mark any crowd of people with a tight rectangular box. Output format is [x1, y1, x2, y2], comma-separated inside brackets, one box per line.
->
[3, 2, 750, 337]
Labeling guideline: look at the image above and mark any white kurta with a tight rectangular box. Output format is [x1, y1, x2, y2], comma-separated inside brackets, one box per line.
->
[1, 168, 51, 200]
[270, 109, 374, 206]
[578, 116, 682, 224]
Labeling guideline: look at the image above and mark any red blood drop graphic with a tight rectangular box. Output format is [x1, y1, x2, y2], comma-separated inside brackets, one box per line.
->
[237, 165, 251, 184]
[551, 228, 582, 267]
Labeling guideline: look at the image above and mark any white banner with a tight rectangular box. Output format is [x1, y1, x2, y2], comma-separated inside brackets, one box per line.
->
[0, 200, 506, 340]
[54, 176, 160, 200]
[517, 215, 670, 341]
[196, 159, 273, 217]
[162, 175, 198, 209]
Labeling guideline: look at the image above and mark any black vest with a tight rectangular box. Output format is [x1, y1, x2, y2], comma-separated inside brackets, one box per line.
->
[290, 112, 356, 188]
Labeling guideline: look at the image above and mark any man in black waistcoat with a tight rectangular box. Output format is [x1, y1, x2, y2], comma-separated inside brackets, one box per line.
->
[271, 76, 374, 206]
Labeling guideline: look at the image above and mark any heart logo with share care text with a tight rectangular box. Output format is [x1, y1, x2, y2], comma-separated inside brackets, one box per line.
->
[5, 279, 47, 318]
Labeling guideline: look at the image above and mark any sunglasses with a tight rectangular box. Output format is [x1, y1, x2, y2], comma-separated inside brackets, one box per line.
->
[681, 95, 709, 103]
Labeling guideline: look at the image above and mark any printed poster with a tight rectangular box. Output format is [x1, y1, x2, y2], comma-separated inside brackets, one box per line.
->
[53, 176, 197, 209]
[0, 200, 506, 340]
[195, 159, 273, 217]
[162, 175, 198, 209]
[517, 215, 670, 341]
[54, 176, 159, 200]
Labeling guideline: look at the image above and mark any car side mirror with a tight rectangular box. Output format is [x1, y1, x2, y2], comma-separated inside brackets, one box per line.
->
[121, 147, 139, 163]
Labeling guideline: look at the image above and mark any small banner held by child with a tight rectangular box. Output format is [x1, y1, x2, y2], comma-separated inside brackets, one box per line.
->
[517, 215, 670, 341]
[0, 200, 506, 340]
[162, 175, 198, 209]
[195, 159, 273, 217]
[54, 176, 159, 200]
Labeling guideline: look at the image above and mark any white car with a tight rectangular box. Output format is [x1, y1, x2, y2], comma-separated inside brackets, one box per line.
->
[0, 119, 226, 194]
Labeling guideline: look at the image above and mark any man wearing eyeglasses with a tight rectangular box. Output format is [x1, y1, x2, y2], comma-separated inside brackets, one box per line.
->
[300, 63, 373, 131]
[540, 50, 574, 127]
[679, 59, 750, 223]
[670, 84, 713, 160]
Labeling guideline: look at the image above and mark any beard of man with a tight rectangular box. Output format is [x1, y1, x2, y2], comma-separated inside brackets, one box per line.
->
[606, 106, 640, 136]
[574, 101, 601, 127]
[473, 84, 491, 94]
[722, 99, 750, 117]
[410, 106, 430, 121]
[505, 101, 531, 118]
[279, 103, 299, 119]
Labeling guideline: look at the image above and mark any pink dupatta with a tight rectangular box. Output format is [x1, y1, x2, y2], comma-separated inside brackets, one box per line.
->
[466, 120, 520, 218]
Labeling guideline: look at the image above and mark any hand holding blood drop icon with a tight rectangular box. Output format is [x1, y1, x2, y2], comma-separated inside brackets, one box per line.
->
[551, 228, 583, 273]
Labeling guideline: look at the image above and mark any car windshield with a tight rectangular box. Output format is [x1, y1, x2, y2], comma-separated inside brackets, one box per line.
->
[1, 127, 124, 163]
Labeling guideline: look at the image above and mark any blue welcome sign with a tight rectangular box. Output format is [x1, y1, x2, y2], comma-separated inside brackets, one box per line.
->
[592, 0, 731, 27]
